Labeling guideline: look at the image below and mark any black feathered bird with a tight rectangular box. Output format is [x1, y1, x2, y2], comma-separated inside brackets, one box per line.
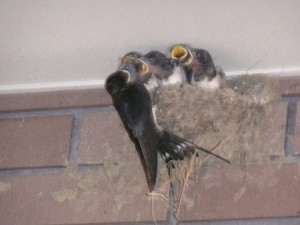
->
[105, 70, 230, 192]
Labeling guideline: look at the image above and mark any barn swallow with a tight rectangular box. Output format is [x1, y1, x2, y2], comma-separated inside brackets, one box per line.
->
[105, 70, 230, 192]
[138, 51, 184, 90]
[120, 52, 160, 124]
[171, 44, 226, 89]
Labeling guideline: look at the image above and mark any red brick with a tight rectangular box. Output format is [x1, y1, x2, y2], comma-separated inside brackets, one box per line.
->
[254, 102, 287, 156]
[0, 88, 111, 112]
[178, 163, 300, 221]
[77, 111, 169, 209]
[0, 115, 72, 169]
[0, 169, 168, 225]
[294, 103, 300, 155]
[77, 111, 130, 164]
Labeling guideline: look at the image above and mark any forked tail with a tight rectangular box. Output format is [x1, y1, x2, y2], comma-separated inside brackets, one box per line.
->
[158, 130, 230, 164]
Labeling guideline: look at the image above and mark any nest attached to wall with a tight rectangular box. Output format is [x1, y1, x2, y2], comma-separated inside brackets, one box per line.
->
[151, 74, 281, 212]
[155, 74, 280, 167]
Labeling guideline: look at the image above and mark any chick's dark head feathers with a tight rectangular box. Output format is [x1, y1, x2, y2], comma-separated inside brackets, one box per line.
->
[139, 51, 176, 80]
[142, 51, 166, 66]
[193, 49, 215, 67]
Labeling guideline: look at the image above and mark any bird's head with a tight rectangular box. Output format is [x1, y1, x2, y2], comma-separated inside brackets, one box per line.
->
[141, 51, 166, 66]
[137, 51, 167, 78]
[171, 44, 193, 64]
[121, 51, 142, 64]
[119, 59, 146, 82]
[105, 70, 130, 96]
[193, 49, 214, 66]
[120, 51, 149, 83]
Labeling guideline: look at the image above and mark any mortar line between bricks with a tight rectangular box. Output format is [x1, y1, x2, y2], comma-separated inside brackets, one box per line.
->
[68, 111, 83, 163]
[0, 167, 64, 177]
[54, 217, 300, 225]
[77, 163, 104, 172]
[284, 101, 297, 156]
[291, 155, 300, 161]
[181, 216, 300, 225]
[281, 94, 300, 99]
[56, 222, 168, 225]
[281, 95, 300, 102]
[0, 105, 115, 119]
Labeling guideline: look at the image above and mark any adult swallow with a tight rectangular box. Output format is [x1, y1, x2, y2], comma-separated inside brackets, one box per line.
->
[138, 51, 184, 90]
[171, 44, 226, 89]
[105, 70, 230, 192]
[119, 52, 160, 125]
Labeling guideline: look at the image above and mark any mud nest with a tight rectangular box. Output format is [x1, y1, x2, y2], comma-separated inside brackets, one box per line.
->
[154, 74, 281, 169]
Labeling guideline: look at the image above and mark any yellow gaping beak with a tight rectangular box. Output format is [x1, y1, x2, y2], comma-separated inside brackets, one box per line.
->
[122, 55, 135, 64]
[137, 59, 148, 75]
[171, 45, 193, 64]
[171, 45, 188, 60]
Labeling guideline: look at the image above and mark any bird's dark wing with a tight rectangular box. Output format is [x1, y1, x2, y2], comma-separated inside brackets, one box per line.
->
[116, 82, 152, 137]
[114, 81, 158, 191]
[137, 128, 158, 192]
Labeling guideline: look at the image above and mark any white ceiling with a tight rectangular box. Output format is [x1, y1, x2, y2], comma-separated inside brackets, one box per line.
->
[0, 0, 299, 92]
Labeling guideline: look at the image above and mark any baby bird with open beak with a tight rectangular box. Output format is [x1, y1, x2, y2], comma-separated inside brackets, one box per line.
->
[171, 44, 226, 89]
[137, 50, 184, 90]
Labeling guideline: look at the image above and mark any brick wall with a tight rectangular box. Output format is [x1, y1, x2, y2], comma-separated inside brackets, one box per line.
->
[0, 76, 300, 225]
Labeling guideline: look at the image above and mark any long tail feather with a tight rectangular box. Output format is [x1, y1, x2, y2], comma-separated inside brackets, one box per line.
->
[158, 130, 230, 164]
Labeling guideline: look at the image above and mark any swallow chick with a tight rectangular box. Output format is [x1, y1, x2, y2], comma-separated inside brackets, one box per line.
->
[171, 44, 226, 89]
[120, 51, 152, 85]
[105, 70, 230, 192]
[138, 51, 184, 90]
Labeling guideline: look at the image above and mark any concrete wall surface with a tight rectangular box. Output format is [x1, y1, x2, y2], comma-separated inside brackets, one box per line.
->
[0, 0, 299, 92]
